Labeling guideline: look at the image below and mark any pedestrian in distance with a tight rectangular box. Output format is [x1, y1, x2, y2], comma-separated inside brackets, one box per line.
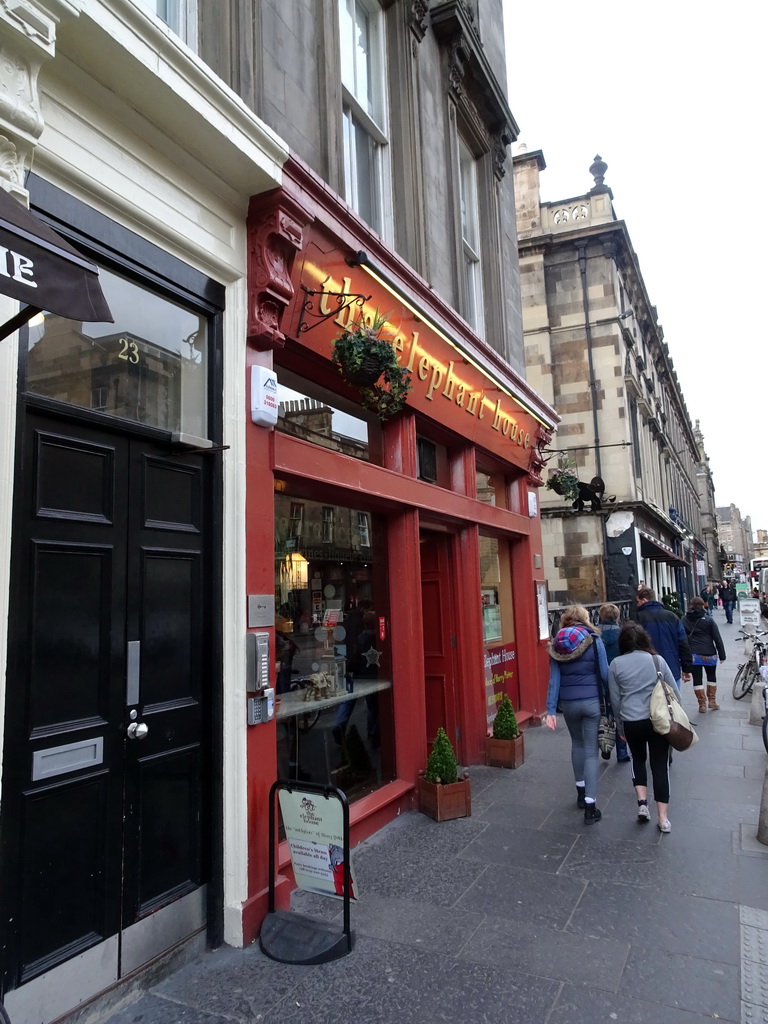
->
[635, 586, 693, 688]
[683, 596, 726, 712]
[545, 605, 609, 825]
[608, 622, 679, 834]
[597, 603, 631, 763]
[719, 580, 737, 624]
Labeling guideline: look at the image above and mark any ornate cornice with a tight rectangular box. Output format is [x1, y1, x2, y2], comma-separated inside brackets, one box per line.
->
[430, 0, 518, 179]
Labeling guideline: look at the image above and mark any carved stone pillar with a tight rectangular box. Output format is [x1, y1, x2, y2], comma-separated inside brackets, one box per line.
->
[0, 0, 82, 200]
[246, 189, 313, 350]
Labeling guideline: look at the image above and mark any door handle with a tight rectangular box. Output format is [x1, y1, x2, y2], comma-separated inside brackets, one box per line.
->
[127, 722, 149, 740]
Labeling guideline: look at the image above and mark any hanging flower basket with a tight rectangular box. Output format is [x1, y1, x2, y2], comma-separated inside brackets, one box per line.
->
[545, 458, 580, 504]
[331, 308, 412, 420]
[341, 351, 388, 387]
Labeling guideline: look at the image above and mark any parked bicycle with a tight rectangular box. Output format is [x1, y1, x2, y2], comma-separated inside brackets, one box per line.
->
[732, 629, 768, 700]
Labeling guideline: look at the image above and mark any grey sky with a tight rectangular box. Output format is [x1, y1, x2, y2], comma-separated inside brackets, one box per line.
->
[504, 0, 765, 536]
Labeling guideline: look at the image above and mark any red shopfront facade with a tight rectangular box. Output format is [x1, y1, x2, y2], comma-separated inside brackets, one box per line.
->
[240, 159, 558, 943]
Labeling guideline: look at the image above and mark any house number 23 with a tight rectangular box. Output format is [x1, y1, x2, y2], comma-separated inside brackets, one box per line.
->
[118, 338, 140, 364]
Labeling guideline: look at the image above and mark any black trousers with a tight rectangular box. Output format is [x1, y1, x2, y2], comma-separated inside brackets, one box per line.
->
[622, 718, 671, 804]
[691, 664, 717, 686]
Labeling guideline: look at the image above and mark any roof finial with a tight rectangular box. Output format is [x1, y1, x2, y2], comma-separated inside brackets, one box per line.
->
[589, 154, 609, 192]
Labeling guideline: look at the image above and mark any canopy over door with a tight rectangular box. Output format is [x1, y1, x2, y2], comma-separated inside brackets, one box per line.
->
[0, 187, 112, 340]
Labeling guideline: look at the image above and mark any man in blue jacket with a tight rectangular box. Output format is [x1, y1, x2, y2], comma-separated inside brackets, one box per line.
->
[635, 587, 693, 687]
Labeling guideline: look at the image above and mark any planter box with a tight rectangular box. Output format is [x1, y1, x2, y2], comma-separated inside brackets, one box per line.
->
[417, 776, 471, 822]
[486, 734, 525, 769]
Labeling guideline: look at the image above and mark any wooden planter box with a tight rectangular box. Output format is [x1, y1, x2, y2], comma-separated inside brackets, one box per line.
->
[417, 775, 471, 822]
[486, 734, 525, 769]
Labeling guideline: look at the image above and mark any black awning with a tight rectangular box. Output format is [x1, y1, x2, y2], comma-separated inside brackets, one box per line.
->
[0, 187, 113, 341]
[639, 530, 687, 565]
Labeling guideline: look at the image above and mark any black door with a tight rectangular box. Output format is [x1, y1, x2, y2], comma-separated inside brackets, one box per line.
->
[0, 411, 210, 995]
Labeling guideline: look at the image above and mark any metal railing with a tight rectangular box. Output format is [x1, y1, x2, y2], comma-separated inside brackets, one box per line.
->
[548, 600, 634, 638]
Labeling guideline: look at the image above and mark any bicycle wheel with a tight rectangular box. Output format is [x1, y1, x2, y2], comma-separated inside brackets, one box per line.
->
[732, 662, 752, 699]
[297, 709, 321, 731]
[763, 712, 768, 755]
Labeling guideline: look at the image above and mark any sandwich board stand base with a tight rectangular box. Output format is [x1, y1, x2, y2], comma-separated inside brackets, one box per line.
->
[259, 908, 353, 965]
[259, 780, 355, 965]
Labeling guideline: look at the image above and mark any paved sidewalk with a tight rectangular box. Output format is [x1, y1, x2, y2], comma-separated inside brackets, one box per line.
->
[98, 612, 768, 1024]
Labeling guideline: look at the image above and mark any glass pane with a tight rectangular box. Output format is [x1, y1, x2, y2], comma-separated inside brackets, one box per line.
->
[354, 1, 373, 115]
[276, 374, 374, 463]
[476, 470, 507, 508]
[26, 268, 208, 436]
[274, 495, 394, 806]
[480, 535, 519, 723]
[339, 0, 356, 95]
[353, 116, 378, 227]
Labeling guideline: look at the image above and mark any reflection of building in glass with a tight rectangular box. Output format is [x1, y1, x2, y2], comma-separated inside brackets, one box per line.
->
[278, 398, 369, 460]
[27, 316, 183, 430]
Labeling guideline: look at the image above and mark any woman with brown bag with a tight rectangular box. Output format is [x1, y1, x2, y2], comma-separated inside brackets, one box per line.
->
[608, 622, 680, 834]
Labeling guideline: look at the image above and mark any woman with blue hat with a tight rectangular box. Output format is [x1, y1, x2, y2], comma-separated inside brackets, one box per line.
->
[545, 605, 609, 824]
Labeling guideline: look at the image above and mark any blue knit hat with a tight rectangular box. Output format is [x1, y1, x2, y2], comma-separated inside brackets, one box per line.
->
[552, 625, 591, 655]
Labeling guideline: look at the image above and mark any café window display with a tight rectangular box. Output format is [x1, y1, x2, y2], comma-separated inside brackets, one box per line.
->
[274, 491, 394, 802]
[480, 533, 520, 718]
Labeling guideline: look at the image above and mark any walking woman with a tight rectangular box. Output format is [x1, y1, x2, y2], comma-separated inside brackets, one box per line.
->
[608, 622, 679, 833]
[683, 596, 726, 712]
[545, 605, 609, 824]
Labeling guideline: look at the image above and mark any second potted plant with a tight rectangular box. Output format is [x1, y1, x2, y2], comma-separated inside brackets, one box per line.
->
[486, 693, 525, 768]
[417, 727, 471, 822]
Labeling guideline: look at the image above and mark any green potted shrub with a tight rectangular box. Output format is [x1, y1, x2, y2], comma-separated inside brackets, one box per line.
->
[486, 693, 524, 768]
[417, 727, 471, 822]
[331, 310, 412, 420]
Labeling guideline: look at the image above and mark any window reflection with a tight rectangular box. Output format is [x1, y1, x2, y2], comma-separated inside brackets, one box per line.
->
[274, 492, 394, 803]
[26, 267, 207, 436]
[276, 375, 373, 462]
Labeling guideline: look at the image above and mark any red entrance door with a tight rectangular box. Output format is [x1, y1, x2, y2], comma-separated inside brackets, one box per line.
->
[419, 533, 460, 760]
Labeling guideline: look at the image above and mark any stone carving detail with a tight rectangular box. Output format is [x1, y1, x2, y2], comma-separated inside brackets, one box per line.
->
[0, 135, 22, 186]
[447, 41, 465, 95]
[247, 191, 312, 350]
[492, 128, 513, 181]
[410, 0, 429, 41]
[552, 205, 589, 226]
[527, 425, 553, 487]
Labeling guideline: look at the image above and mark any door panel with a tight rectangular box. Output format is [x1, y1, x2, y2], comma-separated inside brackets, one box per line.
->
[1, 412, 210, 998]
[419, 535, 459, 756]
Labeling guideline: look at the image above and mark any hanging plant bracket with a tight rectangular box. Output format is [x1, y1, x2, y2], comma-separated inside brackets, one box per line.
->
[296, 284, 371, 335]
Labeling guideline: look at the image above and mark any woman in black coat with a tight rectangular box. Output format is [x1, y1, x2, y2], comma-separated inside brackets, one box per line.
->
[683, 596, 726, 711]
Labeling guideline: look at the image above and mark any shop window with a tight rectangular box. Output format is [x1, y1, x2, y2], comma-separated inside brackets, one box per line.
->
[480, 534, 519, 724]
[276, 372, 377, 463]
[274, 494, 394, 803]
[476, 468, 507, 508]
[416, 437, 437, 483]
[338, 0, 392, 238]
[26, 266, 208, 437]
[458, 137, 485, 337]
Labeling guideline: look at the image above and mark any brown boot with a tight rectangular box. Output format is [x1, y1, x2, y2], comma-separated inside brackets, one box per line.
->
[694, 686, 708, 713]
[707, 685, 720, 711]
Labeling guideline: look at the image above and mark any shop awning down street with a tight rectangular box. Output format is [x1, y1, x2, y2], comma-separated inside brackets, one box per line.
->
[639, 529, 687, 565]
[0, 187, 112, 341]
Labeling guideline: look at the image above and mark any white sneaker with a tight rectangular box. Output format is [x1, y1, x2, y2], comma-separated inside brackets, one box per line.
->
[658, 819, 671, 834]
[637, 804, 651, 822]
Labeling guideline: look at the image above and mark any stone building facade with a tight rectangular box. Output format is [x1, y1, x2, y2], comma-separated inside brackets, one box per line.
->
[693, 420, 721, 583]
[513, 150, 708, 607]
[717, 504, 754, 578]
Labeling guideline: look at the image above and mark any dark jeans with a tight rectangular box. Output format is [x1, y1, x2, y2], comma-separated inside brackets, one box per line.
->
[623, 718, 671, 803]
[722, 600, 734, 623]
